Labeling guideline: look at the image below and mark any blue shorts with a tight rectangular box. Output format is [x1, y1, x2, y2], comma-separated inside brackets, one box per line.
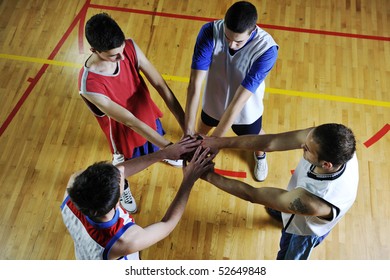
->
[201, 110, 263, 135]
[277, 228, 330, 260]
[131, 119, 164, 159]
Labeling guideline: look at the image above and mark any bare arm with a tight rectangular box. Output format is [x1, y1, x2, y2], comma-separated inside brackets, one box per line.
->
[211, 85, 252, 137]
[117, 136, 200, 178]
[184, 69, 208, 136]
[203, 172, 332, 217]
[110, 146, 214, 258]
[136, 44, 186, 132]
[65, 137, 201, 198]
[203, 127, 314, 153]
[82, 93, 171, 148]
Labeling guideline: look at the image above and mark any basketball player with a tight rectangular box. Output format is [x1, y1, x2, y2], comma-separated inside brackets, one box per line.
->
[79, 13, 186, 213]
[61, 137, 214, 260]
[201, 123, 359, 259]
[184, 1, 279, 182]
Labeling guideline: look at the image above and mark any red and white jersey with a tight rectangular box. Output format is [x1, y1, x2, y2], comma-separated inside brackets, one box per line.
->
[61, 195, 139, 260]
[78, 39, 163, 158]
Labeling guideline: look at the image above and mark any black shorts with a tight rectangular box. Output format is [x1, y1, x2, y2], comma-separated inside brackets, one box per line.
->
[201, 110, 262, 135]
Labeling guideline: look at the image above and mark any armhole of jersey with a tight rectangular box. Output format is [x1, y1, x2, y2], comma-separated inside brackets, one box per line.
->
[80, 94, 106, 117]
[102, 222, 136, 260]
[320, 204, 340, 221]
[60, 195, 70, 210]
[127, 39, 139, 69]
[283, 214, 295, 231]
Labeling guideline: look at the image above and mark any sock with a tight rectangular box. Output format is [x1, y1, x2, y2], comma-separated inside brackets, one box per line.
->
[256, 153, 266, 160]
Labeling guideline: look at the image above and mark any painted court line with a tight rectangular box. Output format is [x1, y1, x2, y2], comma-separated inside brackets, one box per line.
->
[364, 124, 390, 148]
[0, 0, 90, 137]
[0, 53, 81, 68]
[265, 87, 390, 108]
[2, 0, 389, 139]
[214, 168, 247, 178]
[89, 4, 390, 41]
[1, 0, 388, 181]
[1, 53, 389, 109]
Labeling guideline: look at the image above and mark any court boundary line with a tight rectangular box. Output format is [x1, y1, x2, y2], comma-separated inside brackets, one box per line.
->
[1, 53, 389, 109]
[0, 0, 91, 137]
[1, 0, 389, 139]
[89, 4, 390, 41]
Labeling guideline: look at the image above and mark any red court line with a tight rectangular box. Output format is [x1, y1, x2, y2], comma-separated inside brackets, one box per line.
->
[0, 64, 49, 137]
[78, 2, 89, 53]
[0, 1, 90, 137]
[214, 168, 247, 178]
[363, 124, 390, 148]
[2, 2, 389, 137]
[89, 4, 390, 42]
[88, 4, 215, 22]
[259, 24, 390, 41]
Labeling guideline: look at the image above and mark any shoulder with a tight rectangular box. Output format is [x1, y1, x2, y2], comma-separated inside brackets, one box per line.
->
[197, 22, 214, 40]
[291, 187, 332, 217]
[124, 39, 136, 50]
[124, 39, 137, 57]
[108, 223, 142, 259]
[122, 39, 139, 64]
[201, 21, 214, 32]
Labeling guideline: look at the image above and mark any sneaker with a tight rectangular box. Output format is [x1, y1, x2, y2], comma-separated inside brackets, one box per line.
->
[265, 207, 282, 223]
[120, 182, 137, 213]
[254, 153, 268, 181]
[112, 153, 125, 165]
[162, 159, 183, 167]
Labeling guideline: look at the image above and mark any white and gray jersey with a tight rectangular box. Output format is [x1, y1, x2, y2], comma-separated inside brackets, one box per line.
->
[202, 20, 277, 124]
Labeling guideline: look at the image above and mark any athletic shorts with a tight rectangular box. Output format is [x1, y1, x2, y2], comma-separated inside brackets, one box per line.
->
[131, 119, 164, 158]
[277, 228, 330, 260]
[201, 110, 262, 135]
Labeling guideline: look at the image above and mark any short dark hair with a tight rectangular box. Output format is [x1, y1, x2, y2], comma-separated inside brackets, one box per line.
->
[224, 1, 258, 33]
[85, 12, 125, 52]
[312, 123, 356, 166]
[67, 162, 121, 218]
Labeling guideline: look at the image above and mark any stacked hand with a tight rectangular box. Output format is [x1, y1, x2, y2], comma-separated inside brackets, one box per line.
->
[179, 134, 219, 162]
[162, 136, 200, 161]
[163, 134, 219, 180]
[182, 146, 215, 184]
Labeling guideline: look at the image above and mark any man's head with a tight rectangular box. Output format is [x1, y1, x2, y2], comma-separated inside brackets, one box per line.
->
[224, 1, 258, 50]
[85, 12, 125, 53]
[303, 123, 356, 168]
[225, 1, 258, 33]
[67, 162, 123, 218]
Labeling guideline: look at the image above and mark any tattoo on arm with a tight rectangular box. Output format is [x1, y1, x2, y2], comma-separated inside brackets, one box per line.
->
[288, 198, 309, 214]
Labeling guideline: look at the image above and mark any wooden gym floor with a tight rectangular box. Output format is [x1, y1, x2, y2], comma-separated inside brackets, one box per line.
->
[0, 0, 389, 260]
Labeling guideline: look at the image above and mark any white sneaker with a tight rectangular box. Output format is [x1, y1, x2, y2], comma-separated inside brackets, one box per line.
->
[162, 159, 183, 167]
[112, 153, 125, 165]
[120, 183, 137, 213]
[254, 153, 268, 182]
